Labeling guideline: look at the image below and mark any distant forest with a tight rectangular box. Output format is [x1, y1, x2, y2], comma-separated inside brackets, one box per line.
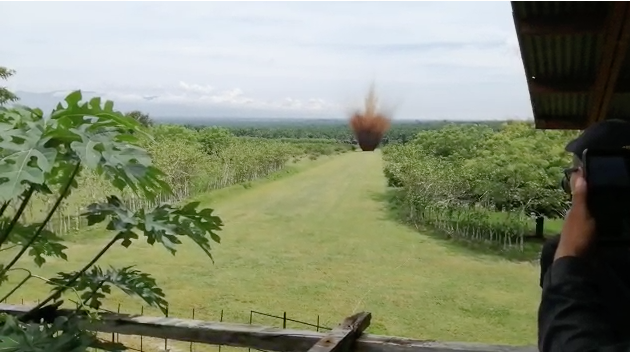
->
[156, 117, 513, 145]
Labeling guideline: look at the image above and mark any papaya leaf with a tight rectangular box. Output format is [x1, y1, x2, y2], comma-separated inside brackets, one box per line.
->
[0, 121, 58, 202]
[66, 120, 169, 199]
[82, 198, 222, 258]
[48, 266, 168, 315]
[2, 219, 68, 267]
[49, 90, 148, 139]
[0, 314, 100, 352]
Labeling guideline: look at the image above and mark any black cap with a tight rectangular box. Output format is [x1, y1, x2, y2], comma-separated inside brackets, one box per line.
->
[565, 119, 630, 158]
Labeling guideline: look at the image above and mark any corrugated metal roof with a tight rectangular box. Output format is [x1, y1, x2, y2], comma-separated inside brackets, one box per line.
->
[532, 94, 592, 118]
[512, 1, 630, 129]
[512, 1, 606, 19]
[522, 34, 602, 81]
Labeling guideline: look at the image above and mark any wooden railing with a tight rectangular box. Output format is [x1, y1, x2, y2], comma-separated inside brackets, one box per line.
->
[0, 304, 537, 352]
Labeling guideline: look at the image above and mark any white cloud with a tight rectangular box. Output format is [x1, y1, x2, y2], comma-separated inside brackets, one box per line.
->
[1, 1, 532, 120]
[88, 82, 337, 114]
[178, 81, 215, 94]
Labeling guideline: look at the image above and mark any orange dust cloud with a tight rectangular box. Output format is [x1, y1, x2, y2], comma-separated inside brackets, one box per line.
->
[349, 85, 391, 151]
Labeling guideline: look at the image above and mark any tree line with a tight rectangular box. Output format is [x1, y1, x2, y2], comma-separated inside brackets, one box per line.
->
[27, 123, 352, 237]
[383, 122, 579, 251]
[183, 120, 506, 146]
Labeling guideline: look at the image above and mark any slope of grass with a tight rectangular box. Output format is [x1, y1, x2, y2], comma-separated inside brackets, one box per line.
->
[1, 150, 540, 350]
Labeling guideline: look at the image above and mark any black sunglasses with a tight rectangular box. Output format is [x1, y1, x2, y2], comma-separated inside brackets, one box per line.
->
[561, 167, 580, 194]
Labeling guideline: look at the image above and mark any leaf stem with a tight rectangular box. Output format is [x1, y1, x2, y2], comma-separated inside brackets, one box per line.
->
[0, 162, 81, 277]
[82, 279, 106, 307]
[28, 233, 120, 313]
[0, 187, 34, 247]
[0, 268, 32, 303]
[0, 267, 84, 308]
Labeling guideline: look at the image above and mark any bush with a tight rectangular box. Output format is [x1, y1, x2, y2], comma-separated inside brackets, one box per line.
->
[383, 121, 579, 250]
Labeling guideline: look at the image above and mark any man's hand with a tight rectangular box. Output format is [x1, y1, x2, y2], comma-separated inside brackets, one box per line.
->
[555, 167, 596, 259]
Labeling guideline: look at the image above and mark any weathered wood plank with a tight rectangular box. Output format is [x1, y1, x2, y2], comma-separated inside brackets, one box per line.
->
[307, 312, 371, 352]
[355, 338, 537, 352]
[0, 304, 535, 352]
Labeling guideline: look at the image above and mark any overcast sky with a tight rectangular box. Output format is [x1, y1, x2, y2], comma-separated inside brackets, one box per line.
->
[1, 1, 532, 120]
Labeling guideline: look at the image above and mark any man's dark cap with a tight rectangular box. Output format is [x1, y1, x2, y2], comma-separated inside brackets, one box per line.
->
[565, 119, 630, 159]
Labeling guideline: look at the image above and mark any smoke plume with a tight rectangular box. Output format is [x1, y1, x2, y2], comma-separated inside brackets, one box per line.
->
[349, 85, 391, 151]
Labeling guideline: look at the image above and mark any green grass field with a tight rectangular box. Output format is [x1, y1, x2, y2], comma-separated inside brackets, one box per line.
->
[0, 151, 541, 350]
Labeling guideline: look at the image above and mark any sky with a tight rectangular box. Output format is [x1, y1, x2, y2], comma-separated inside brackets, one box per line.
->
[1, 1, 533, 121]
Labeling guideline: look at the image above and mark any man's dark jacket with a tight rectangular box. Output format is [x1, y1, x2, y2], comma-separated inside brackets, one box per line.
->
[539, 236, 630, 351]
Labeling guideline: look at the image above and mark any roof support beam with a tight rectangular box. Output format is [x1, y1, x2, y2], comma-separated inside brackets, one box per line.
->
[519, 13, 607, 36]
[587, 2, 630, 126]
[529, 79, 630, 94]
[535, 116, 589, 130]
[529, 80, 591, 94]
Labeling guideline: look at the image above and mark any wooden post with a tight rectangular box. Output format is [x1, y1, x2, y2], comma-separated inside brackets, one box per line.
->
[117, 303, 121, 343]
[535, 216, 544, 239]
[307, 312, 371, 352]
[190, 308, 195, 352]
[219, 309, 223, 352]
[140, 305, 144, 352]
[165, 305, 169, 351]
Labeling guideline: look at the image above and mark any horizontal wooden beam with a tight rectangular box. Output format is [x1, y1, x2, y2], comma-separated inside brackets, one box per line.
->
[529, 79, 630, 94]
[0, 304, 536, 352]
[535, 116, 587, 130]
[529, 80, 592, 94]
[519, 13, 607, 36]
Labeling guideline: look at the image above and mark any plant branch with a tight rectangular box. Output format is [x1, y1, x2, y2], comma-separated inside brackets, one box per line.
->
[0, 187, 34, 247]
[0, 201, 10, 218]
[0, 162, 81, 276]
[29, 234, 120, 313]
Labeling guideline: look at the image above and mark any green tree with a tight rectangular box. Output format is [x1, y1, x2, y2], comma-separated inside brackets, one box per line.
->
[124, 110, 153, 127]
[382, 121, 578, 250]
[197, 126, 234, 155]
[0, 91, 223, 351]
[0, 67, 19, 106]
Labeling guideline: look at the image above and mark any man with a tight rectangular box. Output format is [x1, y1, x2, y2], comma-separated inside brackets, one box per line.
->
[539, 119, 630, 352]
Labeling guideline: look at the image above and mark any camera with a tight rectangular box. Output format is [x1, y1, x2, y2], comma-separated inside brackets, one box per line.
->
[583, 148, 630, 241]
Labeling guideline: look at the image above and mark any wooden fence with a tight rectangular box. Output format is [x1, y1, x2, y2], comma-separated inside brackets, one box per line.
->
[0, 304, 537, 352]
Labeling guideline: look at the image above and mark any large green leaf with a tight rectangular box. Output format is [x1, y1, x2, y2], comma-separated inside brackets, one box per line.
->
[66, 121, 170, 199]
[0, 121, 57, 202]
[48, 265, 168, 315]
[0, 314, 115, 352]
[82, 197, 223, 258]
[49, 91, 149, 139]
[2, 219, 68, 267]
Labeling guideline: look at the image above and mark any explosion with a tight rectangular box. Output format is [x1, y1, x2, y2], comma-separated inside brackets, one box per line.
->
[349, 85, 391, 151]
